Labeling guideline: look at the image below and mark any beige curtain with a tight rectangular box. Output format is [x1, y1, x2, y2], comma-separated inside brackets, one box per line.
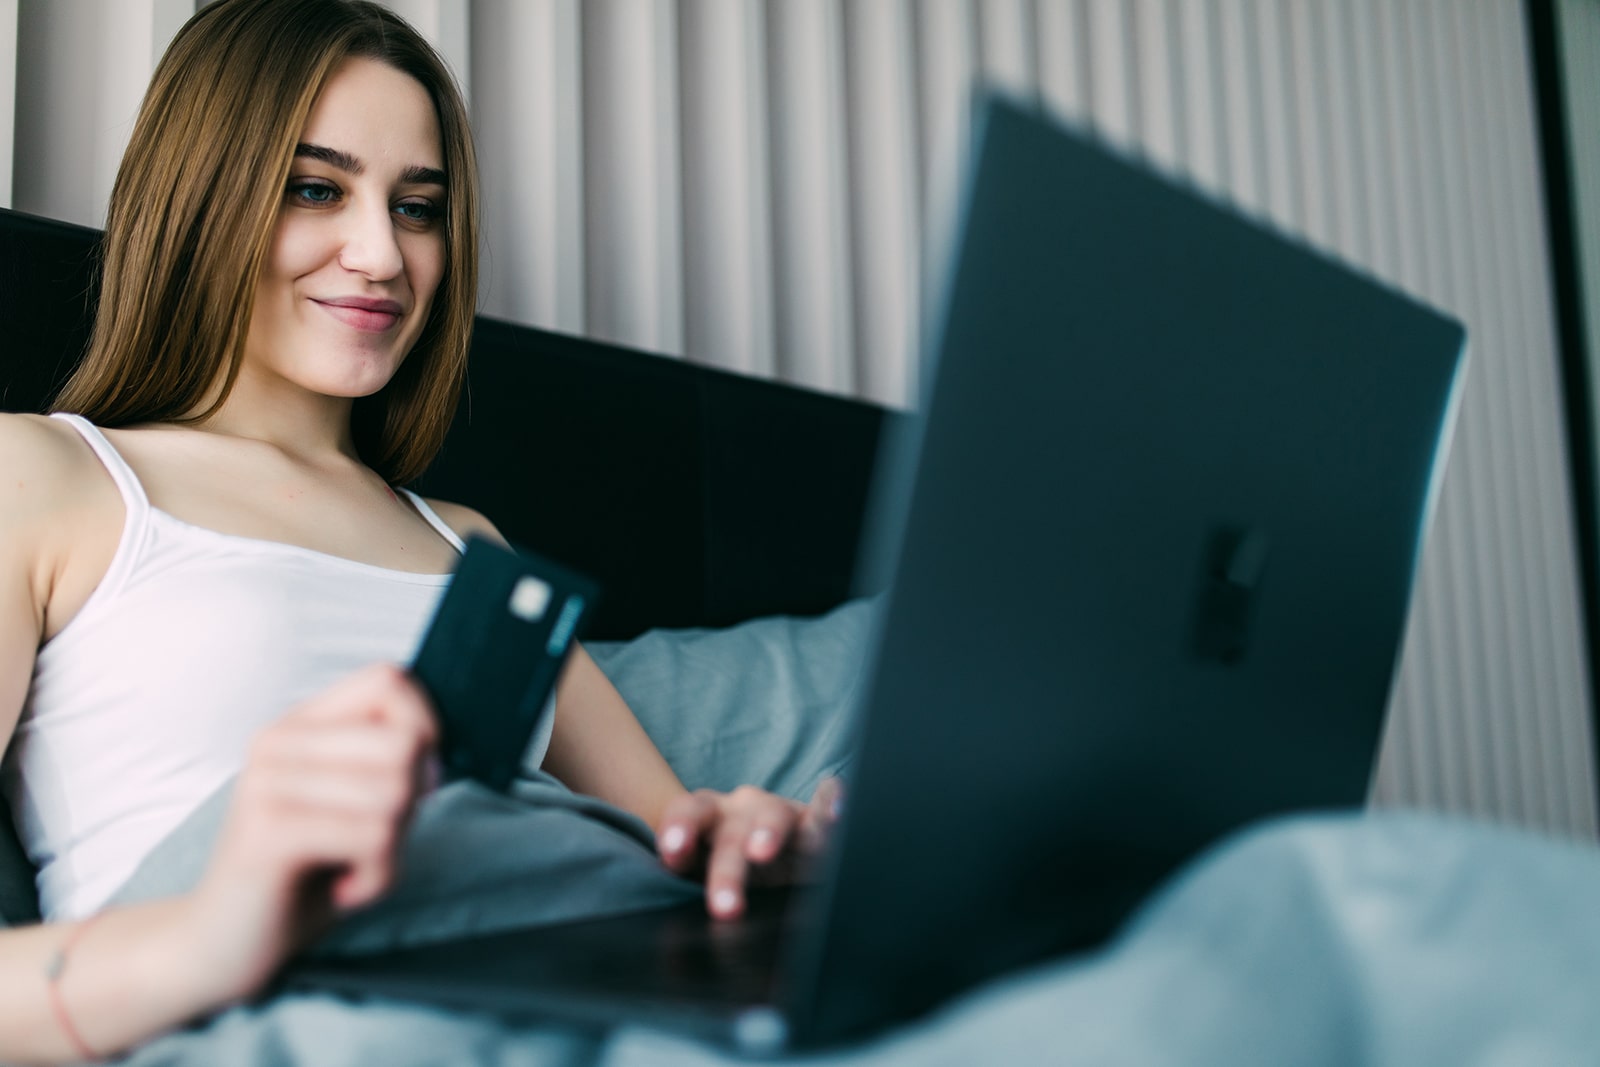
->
[5, 0, 1596, 840]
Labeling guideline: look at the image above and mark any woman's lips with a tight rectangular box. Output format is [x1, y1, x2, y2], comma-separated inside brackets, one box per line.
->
[315, 297, 404, 333]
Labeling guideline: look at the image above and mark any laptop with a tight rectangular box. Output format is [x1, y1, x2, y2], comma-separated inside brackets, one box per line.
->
[286, 93, 1467, 1052]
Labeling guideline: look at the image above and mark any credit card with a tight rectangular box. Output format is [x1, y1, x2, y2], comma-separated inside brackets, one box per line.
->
[410, 534, 599, 792]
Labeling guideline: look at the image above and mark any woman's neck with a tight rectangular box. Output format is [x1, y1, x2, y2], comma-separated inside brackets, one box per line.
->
[185, 371, 361, 462]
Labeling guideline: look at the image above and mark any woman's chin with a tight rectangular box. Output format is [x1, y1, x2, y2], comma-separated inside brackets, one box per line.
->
[313, 355, 408, 399]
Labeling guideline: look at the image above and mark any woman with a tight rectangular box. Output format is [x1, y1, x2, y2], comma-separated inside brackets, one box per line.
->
[0, 1, 834, 1061]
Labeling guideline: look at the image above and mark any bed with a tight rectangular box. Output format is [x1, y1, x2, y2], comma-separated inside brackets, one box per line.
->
[3, 205, 1599, 1066]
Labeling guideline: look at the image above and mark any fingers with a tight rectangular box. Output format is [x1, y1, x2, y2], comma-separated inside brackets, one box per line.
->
[704, 825, 751, 920]
[656, 793, 720, 876]
[230, 756, 414, 908]
[218, 664, 439, 915]
[246, 672, 436, 821]
[263, 800, 400, 909]
[292, 662, 438, 745]
[250, 749, 417, 817]
[656, 787, 809, 921]
[273, 663, 436, 782]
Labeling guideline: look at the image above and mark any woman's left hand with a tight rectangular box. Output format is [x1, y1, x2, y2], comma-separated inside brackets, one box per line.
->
[655, 777, 844, 919]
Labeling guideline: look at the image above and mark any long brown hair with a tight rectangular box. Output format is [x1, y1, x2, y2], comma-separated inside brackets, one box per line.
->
[52, 0, 479, 485]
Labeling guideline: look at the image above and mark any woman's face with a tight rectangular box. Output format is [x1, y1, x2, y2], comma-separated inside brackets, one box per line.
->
[242, 56, 447, 402]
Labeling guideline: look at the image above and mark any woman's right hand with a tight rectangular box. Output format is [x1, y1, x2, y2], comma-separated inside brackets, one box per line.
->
[179, 663, 438, 1004]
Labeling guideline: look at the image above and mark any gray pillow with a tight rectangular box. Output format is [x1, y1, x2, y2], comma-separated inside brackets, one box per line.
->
[584, 597, 874, 802]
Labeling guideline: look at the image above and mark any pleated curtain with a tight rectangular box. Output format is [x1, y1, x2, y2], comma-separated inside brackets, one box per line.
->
[3, 0, 1595, 839]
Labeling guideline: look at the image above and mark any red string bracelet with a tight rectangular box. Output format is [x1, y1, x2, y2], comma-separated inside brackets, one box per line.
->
[44, 911, 103, 1062]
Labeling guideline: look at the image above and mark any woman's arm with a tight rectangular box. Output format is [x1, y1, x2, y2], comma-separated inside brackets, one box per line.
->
[419, 498, 688, 823]
[0, 895, 246, 1064]
[0, 415, 233, 1063]
[542, 644, 688, 824]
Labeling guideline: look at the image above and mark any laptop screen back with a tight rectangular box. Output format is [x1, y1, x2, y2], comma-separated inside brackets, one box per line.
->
[783, 93, 1467, 1046]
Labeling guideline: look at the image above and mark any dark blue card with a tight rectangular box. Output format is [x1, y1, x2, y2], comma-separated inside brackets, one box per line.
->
[410, 535, 599, 792]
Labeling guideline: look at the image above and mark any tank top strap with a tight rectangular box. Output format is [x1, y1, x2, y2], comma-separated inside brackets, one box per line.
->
[398, 488, 466, 553]
[49, 413, 153, 518]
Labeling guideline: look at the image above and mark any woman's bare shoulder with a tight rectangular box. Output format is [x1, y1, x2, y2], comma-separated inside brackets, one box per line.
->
[0, 414, 114, 630]
[0, 413, 106, 517]
[420, 497, 507, 546]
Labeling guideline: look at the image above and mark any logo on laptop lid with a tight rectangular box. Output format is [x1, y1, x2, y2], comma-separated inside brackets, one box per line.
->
[1193, 525, 1271, 664]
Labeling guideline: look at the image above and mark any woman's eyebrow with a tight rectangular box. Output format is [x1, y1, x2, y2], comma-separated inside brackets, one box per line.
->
[296, 142, 362, 174]
[294, 143, 446, 187]
[400, 164, 447, 187]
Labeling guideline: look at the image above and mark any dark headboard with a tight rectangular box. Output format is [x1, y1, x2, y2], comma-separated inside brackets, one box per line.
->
[0, 207, 894, 639]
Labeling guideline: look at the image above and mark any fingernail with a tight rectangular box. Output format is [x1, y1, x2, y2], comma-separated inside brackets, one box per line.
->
[750, 828, 775, 854]
[830, 797, 843, 820]
[660, 826, 687, 854]
[712, 888, 739, 915]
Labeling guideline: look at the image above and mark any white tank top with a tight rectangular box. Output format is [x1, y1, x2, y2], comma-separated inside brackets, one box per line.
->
[0, 414, 543, 920]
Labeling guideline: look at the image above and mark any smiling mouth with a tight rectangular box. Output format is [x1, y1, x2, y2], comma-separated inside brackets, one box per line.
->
[314, 298, 404, 333]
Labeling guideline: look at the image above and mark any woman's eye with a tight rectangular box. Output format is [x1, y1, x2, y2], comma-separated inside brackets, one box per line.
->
[395, 199, 442, 224]
[287, 180, 338, 206]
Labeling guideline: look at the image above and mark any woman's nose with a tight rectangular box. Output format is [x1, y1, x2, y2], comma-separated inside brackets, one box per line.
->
[338, 202, 404, 280]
